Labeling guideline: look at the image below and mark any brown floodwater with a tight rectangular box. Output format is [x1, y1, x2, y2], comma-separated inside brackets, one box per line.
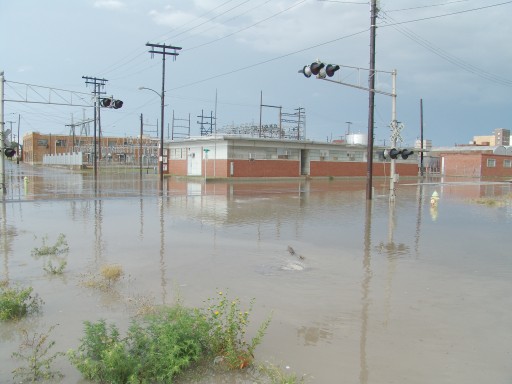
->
[1, 163, 511, 383]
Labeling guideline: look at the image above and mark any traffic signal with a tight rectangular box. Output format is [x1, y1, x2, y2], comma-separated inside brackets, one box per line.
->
[325, 64, 340, 77]
[383, 148, 400, 159]
[383, 148, 414, 160]
[4, 148, 16, 158]
[401, 149, 413, 159]
[112, 99, 123, 109]
[101, 98, 112, 107]
[100, 97, 123, 109]
[299, 61, 339, 79]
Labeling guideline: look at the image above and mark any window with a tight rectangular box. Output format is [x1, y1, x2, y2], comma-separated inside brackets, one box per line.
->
[487, 158, 496, 167]
[37, 139, 48, 147]
[504, 159, 512, 168]
[56, 140, 67, 147]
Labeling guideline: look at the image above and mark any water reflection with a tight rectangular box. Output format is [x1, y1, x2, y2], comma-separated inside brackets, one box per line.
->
[1, 163, 512, 383]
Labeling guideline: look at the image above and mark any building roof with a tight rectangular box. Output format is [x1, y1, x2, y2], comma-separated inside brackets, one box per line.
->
[431, 145, 512, 155]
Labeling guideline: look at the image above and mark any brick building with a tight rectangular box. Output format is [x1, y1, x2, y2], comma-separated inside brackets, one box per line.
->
[431, 145, 512, 177]
[165, 135, 419, 178]
[22, 132, 158, 165]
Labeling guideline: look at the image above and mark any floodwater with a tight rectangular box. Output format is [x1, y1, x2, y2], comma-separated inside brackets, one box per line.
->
[1, 162, 511, 383]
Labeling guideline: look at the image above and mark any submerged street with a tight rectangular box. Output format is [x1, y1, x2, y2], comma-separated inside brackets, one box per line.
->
[1, 163, 511, 383]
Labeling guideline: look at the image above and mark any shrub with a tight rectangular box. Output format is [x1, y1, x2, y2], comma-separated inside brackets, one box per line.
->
[11, 324, 64, 382]
[68, 292, 272, 382]
[68, 319, 134, 383]
[0, 284, 43, 321]
[68, 306, 209, 383]
[127, 305, 209, 382]
[201, 291, 272, 369]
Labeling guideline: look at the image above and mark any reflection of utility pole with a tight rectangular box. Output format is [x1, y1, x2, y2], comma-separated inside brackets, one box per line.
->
[159, 197, 167, 305]
[360, 200, 372, 384]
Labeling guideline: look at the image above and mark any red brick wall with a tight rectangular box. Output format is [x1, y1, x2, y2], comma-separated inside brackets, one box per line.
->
[168, 158, 420, 178]
[310, 161, 418, 177]
[206, 159, 229, 178]
[441, 154, 481, 177]
[481, 154, 512, 177]
[168, 160, 187, 175]
[230, 160, 300, 177]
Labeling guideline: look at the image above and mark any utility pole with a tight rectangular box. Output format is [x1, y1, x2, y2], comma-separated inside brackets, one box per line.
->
[82, 76, 108, 179]
[146, 42, 181, 187]
[366, 0, 378, 200]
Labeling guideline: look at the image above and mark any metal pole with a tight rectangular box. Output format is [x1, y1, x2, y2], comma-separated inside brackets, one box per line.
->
[160, 52, 165, 186]
[140, 113, 143, 178]
[0, 71, 5, 195]
[390, 70, 397, 201]
[93, 94, 97, 179]
[259, 91, 262, 138]
[420, 99, 424, 177]
[366, 0, 377, 200]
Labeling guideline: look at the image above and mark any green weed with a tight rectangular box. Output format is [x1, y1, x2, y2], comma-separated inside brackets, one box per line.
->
[257, 362, 307, 384]
[0, 284, 43, 321]
[68, 292, 273, 382]
[11, 324, 64, 382]
[201, 290, 272, 370]
[32, 233, 69, 257]
[43, 257, 68, 275]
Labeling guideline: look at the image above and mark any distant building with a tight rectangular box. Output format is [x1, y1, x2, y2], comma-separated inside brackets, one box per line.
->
[22, 132, 158, 165]
[430, 145, 512, 177]
[494, 128, 510, 146]
[472, 128, 510, 146]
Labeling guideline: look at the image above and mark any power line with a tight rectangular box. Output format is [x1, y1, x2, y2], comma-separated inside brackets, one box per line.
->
[379, 10, 512, 87]
[185, 0, 308, 51]
[171, 28, 369, 91]
[378, 1, 512, 26]
[384, 0, 471, 12]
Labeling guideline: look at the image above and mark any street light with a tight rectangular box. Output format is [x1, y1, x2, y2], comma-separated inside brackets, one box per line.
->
[139, 86, 164, 184]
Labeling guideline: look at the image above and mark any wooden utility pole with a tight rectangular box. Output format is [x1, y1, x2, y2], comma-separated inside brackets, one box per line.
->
[366, 0, 378, 200]
[146, 42, 181, 186]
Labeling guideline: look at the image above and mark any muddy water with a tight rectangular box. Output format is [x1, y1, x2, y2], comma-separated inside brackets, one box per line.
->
[1, 163, 511, 383]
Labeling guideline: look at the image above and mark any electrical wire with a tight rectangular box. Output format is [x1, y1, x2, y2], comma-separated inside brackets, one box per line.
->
[378, 8, 512, 87]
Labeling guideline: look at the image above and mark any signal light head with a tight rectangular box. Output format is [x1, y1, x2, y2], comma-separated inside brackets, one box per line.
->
[401, 149, 413, 159]
[388, 148, 400, 159]
[310, 61, 325, 76]
[112, 100, 123, 109]
[101, 98, 112, 107]
[325, 64, 340, 77]
[4, 148, 16, 158]
[300, 65, 312, 78]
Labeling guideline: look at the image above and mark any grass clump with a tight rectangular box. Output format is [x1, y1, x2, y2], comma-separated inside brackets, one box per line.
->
[80, 264, 124, 291]
[0, 284, 43, 321]
[11, 324, 64, 382]
[257, 362, 307, 384]
[68, 291, 273, 383]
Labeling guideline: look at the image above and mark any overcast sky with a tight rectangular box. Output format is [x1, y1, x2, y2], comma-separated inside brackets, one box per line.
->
[2, 0, 511, 147]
